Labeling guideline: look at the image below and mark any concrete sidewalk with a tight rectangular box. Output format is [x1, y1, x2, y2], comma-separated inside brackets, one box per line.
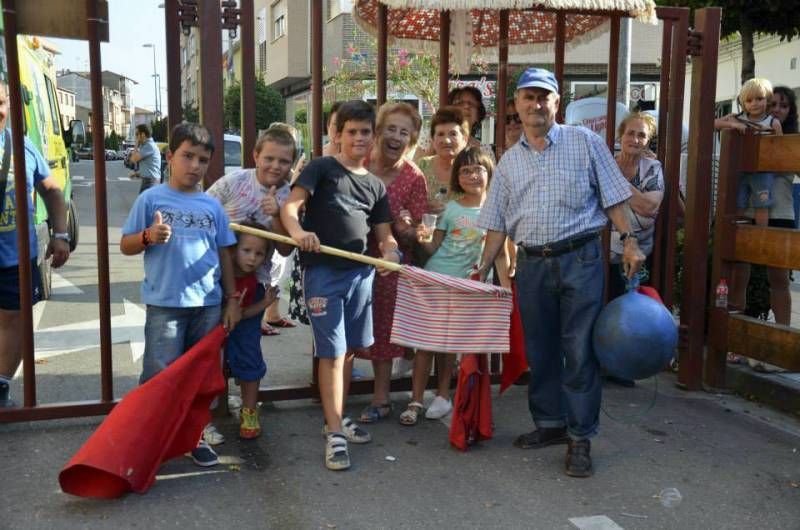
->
[2, 370, 799, 529]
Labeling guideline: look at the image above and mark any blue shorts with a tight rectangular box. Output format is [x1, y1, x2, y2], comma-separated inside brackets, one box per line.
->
[737, 171, 775, 209]
[225, 285, 267, 382]
[0, 260, 42, 310]
[303, 264, 375, 359]
[141, 304, 222, 383]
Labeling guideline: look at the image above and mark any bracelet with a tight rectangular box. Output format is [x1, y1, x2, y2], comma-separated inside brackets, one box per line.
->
[141, 229, 151, 247]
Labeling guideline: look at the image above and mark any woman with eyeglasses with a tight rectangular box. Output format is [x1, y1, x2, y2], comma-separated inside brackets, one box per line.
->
[501, 98, 523, 156]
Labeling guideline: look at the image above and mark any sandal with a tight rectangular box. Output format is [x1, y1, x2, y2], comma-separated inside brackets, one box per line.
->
[260, 324, 280, 336]
[268, 317, 296, 328]
[399, 402, 424, 426]
[359, 403, 392, 423]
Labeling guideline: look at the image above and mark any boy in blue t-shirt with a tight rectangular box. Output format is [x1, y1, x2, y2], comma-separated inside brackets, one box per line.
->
[120, 123, 241, 467]
[281, 100, 401, 471]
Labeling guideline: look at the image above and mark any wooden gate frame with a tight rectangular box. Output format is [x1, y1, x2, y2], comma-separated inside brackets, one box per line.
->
[706, 132, 800, 387]
[0, 1, 722, 422]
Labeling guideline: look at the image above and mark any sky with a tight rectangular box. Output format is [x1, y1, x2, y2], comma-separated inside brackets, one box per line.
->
[50, 0, 168, 113]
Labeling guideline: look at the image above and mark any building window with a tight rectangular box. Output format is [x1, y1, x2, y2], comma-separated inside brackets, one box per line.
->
[272, 1, 286, 40]
[259, 41, 267, 73]
[791, 58, 797, 70]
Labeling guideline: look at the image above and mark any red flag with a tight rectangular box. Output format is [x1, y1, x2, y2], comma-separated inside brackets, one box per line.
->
[500, 284, 528, 394]
[449, 353, 493, 451]
[59, 325, 227, 499]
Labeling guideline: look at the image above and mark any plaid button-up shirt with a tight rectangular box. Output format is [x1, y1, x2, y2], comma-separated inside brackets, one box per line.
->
[478, 123, 632, 247]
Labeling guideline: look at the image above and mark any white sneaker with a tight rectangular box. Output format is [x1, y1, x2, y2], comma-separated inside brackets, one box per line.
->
[203, 423, 225, 446]
[425, 396, 453, 419]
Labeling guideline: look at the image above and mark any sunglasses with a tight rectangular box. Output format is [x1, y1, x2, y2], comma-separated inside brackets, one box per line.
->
[505, 114, 521, 125]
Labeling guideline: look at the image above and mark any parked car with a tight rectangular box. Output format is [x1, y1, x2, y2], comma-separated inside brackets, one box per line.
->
[104, 149, 115, 160]
[115, 150, 126, 160]
[224, 133, 242, 173]
[76, 146, 93, 160]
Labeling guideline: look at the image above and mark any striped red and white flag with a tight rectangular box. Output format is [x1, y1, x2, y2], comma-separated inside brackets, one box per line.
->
[390, 266, 513, 354]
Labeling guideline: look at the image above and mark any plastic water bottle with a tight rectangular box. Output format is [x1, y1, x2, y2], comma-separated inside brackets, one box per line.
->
[715, 279, 728, 308]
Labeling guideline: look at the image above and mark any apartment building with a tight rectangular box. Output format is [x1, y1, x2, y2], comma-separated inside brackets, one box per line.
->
[57, 87, 76, 126]
[180, 28, 201, 110]
[57, 70, 137, 139]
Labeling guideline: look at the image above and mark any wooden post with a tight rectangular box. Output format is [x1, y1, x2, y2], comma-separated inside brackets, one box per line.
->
[199, 0, 225, 187]
[661, 12, 689, 312]
[554, 12, 566, 124]
[240, 0, 256, 168]
[495, 9, 509, 157]
[679, 7, 721, 390]
[649, 17, 673, 294]
[439, 10, 450, 108]
[165, 0, 182, 132]
[311, 0, 323, 157]
[602, 15, 621, 302]
[2, 0, 35, 406]
[377, 4, 388, 106]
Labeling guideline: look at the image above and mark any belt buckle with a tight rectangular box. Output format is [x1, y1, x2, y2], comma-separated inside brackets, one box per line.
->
[541, 244, 552, 257]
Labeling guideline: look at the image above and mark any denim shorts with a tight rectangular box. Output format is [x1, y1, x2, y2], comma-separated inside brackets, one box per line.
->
[303, 264, 375, 359]
[140, 304, 222, 383]
[0, 260, 42, 310]
[737, 171, 775, 209]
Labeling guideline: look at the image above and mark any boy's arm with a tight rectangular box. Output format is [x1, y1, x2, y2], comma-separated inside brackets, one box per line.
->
[120, 211, 171, 255]
[714, 116, 746, 133]
[280, 186, 320, 252]
[773, 119, 783, 135]
[219, 246, 242, 331]
[241, 286, 278, 319]
[372, 222, 401, 276]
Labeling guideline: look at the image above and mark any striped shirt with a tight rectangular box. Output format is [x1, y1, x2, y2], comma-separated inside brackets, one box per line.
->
[478, 123, 631, 246]
[390, 266, 513, 353]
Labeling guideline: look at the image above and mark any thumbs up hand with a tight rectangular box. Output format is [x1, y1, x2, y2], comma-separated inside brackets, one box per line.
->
[147, 210, 171, 245]
[261, 185, 280, 217]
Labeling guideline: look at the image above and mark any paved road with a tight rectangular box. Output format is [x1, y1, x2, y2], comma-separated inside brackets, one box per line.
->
[1, 160, 799, 529]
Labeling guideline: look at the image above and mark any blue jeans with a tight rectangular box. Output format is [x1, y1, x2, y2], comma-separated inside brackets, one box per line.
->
[793, 182, 800, 228]
[515, 238, 604, 440]
[140, 304, 222, 383]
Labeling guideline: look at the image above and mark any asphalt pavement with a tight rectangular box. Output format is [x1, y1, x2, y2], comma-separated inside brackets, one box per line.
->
[1, 160, 799, 529]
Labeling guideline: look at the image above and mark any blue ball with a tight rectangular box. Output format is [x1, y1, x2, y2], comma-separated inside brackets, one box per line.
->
[592, 290, 678, 380]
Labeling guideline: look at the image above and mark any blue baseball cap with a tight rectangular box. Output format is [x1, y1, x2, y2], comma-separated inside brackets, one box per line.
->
[516, 67, 559, 94]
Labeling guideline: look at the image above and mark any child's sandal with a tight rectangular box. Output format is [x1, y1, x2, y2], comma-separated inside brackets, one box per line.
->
[359, 403, 392, 423]
[399, 402, 424, 426]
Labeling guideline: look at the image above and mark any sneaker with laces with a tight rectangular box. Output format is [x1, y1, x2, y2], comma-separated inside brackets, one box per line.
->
[321, 416, 372, 444]
[190, 440, 219, 467]
[203, 423, 225, 446]
[325, 433, 350, 471]
[239, 407, 261, 439]
[425, 396, 453, 419]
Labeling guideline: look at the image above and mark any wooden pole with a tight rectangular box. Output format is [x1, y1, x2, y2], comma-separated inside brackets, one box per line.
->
[86, 0, 114, 402]
[554, 13, 566, 124]
[495, 9, 509, 157]
[165, 0, 182, 131]
[199, 0, 225, 187]
[241, 0, 256, 168]
[311, 0, 323, 157]
[439, 10, 450, 108]
[377, 4, 388, 106]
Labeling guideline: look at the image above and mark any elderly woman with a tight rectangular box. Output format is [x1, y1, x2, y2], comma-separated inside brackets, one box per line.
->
[608, 111, 665, 299]
[356, 102, 428, 423]
[417, 106, 470, 214]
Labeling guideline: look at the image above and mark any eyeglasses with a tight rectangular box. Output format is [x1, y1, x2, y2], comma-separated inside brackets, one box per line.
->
[505, 114, 521, 125]
[458, 165, 488, 178]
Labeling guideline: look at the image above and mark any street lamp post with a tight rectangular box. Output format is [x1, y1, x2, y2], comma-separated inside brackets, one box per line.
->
[142, 43, 160, 118]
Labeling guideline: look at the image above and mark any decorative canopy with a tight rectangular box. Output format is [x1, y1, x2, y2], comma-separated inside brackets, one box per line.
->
[353, 0, 656, 73]
[371, 0, 657, 23]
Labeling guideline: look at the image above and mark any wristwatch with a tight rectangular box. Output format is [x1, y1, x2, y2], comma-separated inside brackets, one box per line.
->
[619, 232, 638, 242]
[52, 232, 71, 243]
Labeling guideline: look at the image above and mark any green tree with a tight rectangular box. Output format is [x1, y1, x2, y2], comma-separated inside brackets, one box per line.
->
[104, 130, 120, 150]
[182, 104, 200, 123]
[661, 1, 800, 83]
[223, 79, 285, 132]
[150, 117, 168, 142]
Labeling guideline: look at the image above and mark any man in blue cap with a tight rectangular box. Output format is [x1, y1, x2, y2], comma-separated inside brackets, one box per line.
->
[477, 67, 645, 477]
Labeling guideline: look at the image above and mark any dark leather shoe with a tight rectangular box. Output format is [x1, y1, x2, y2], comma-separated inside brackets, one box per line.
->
[513, 427, 568, 449]
[565, 439, 593, 478]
